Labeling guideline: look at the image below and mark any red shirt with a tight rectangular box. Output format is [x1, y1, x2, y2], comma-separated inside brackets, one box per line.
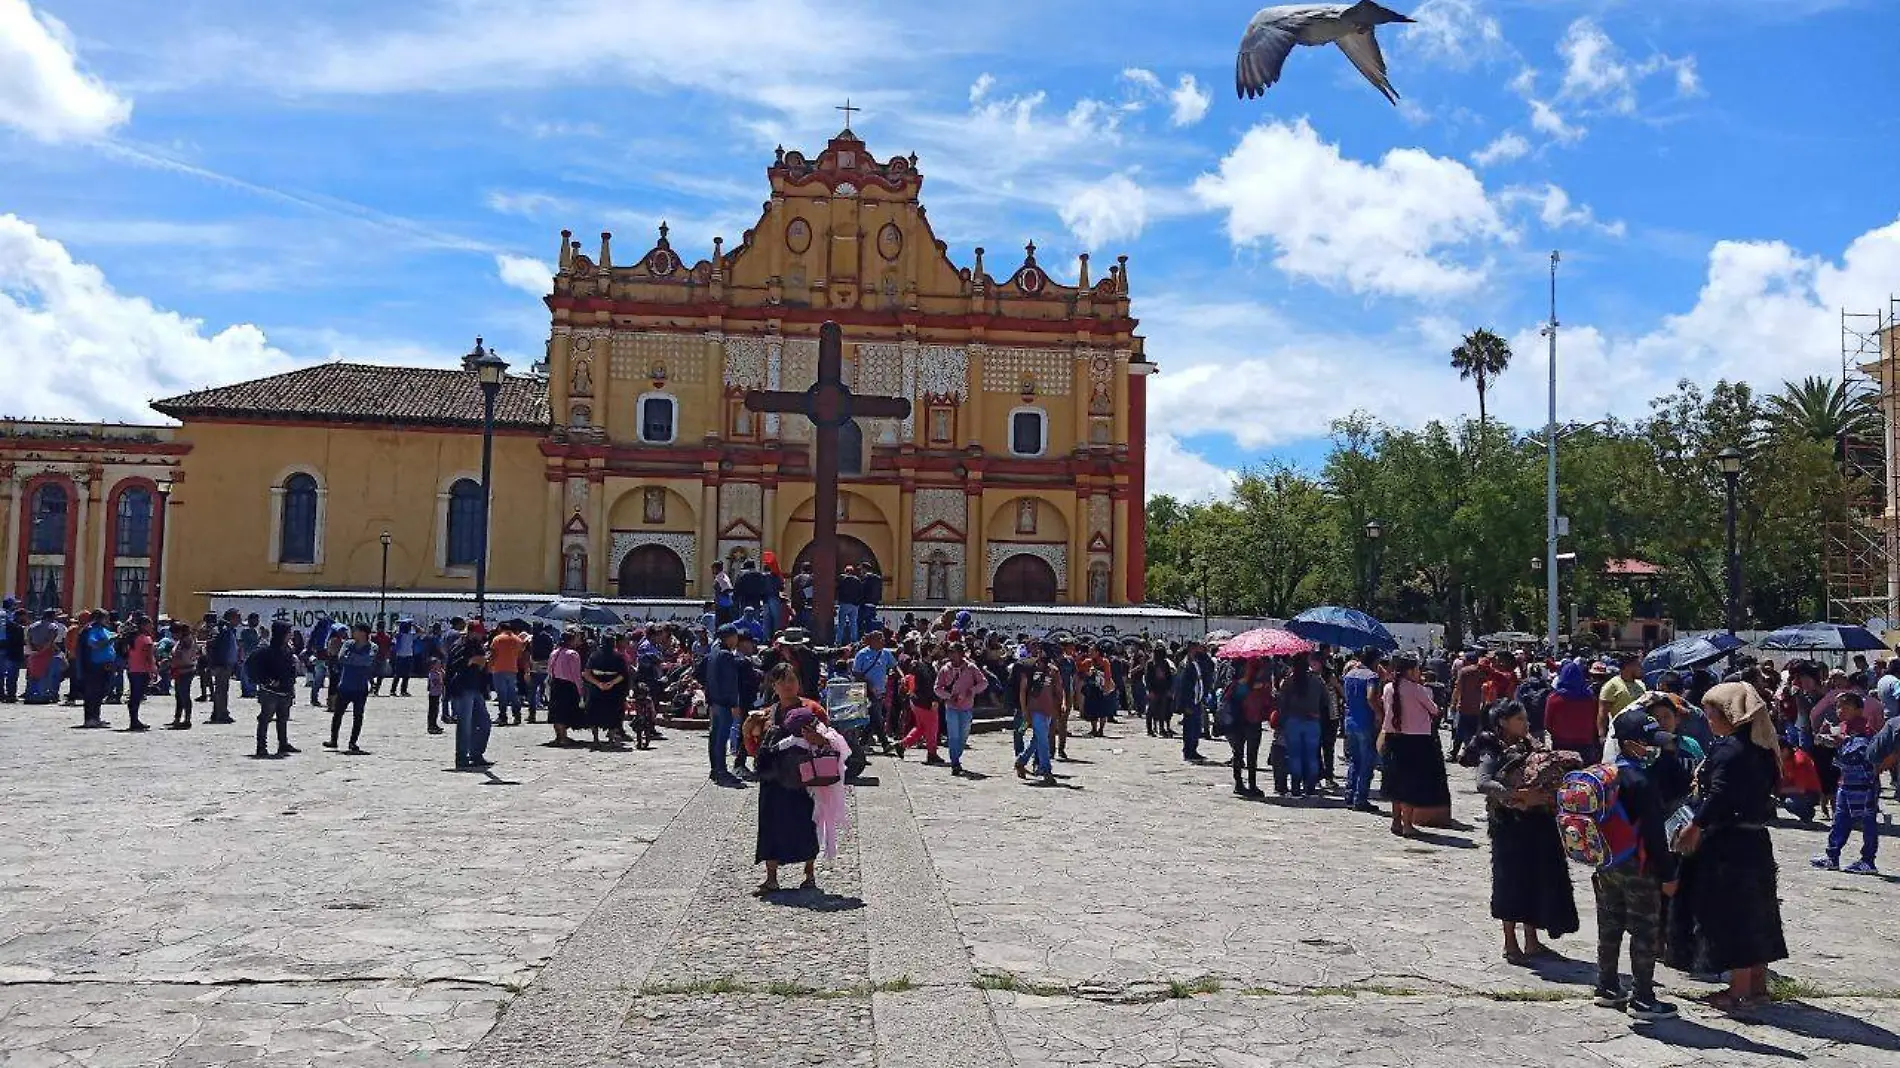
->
[1545, 693, 1599, 751]
[1780, 748, 1822, 796]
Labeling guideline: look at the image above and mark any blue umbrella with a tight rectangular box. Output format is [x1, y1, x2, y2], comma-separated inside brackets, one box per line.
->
[1286, 606, 1399, 651]
[1642, 631, 1744, 675]
[1756, 622, 1889, 653]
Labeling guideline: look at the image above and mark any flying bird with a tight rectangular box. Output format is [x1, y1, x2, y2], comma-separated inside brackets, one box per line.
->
[1236, 2, 1416, 105]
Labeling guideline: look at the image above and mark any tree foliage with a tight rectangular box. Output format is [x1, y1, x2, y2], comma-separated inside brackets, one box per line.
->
[1145, 376, 1855, 642]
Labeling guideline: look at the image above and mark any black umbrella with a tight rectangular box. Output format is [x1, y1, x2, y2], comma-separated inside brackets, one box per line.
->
[1757, 622, 1889, 654]
[531, 600, 623, 626]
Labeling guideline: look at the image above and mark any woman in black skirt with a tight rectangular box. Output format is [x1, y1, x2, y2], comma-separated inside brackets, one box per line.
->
[1673, 682, 1789, 1011]
[582, 632, 630, 750]
[1381, 655, 1452, 836]
[546, 629, 584, 747]
[752, 662, 825, 894]
[1473, 700, 1579, 961]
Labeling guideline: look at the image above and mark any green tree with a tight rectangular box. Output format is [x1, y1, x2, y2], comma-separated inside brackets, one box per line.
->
[1766, 375, 1878, 445]
[1449, 328, 1514, 431]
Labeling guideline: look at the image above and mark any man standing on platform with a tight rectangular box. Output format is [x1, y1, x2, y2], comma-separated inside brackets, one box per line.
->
[836, 566, 863, 647]
[859, 566, 883, 640]
[791, 562, 815, 632]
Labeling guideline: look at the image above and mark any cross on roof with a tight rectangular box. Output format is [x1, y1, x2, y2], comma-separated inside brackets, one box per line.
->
[837, 99, 860, 131]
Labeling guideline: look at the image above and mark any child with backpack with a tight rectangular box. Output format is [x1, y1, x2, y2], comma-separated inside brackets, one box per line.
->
[1811, 692, 1881, 875]
[1558, 707, 1680, 1020]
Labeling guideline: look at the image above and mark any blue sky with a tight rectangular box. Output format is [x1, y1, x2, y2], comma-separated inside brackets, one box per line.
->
[3, 0, 1896, 499]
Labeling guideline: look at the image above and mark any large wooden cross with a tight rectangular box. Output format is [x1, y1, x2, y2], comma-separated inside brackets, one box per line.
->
[745, 321, 911, 644]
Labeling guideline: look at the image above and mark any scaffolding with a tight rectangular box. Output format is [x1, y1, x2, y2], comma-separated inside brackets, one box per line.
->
[1830, 300, 1899, 627]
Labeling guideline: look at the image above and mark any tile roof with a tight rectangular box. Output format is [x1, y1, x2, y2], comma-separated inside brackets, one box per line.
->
[152, 362, 550, 430]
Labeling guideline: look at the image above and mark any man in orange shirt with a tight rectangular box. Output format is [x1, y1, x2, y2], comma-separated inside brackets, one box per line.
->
[487, 622, 526, 726]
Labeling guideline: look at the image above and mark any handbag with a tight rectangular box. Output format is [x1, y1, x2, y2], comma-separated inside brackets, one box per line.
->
[798, 749, 843, 787]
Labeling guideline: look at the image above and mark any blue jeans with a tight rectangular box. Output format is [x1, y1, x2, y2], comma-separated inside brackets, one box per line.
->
[708, 703, 734, 776]
[529, 671, 547, 713]
[1016, 712, 1053, 776]
[1344, 728, 1379, 807]
[452, 691, 491, 766]
[493, 673, 521, 717]
[238, 659, 256, 698]
[835, 603, 860, 645]
[27, 657, 62, 702]
[1827, 806, 1880, 867]
[0, 652, 18, 700]
[944, 706, 974, 766]
[1282, 716, 1321, 793]
[859, 603, 878, 636]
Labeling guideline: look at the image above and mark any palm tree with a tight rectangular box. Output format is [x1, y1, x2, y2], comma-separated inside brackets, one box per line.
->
[1766, 376, 1878, 445]
[1449, 328, 1514, 431]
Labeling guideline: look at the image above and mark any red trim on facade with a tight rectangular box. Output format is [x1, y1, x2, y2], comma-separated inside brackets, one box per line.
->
[549, 297, 1138, 337]
[1126, 371, 1147, 603]
[101, 477, 162, 618]
[16, 473, 79, 612]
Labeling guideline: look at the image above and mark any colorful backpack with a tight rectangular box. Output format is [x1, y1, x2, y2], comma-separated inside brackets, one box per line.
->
[1557, 762, 1640, 869]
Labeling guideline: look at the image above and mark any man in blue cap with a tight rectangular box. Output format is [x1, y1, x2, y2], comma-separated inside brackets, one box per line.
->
[700, 624, 744, 782]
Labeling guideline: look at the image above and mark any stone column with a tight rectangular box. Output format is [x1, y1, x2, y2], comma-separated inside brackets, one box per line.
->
[896, 482, 916, 602]
[543, 476, 564, 591]
[0, 466, 18, 601]
[761, 479, 779, 557]
[964, 345, 987, 449]
[965, 483, 986, 603]
[70, 471, 94, 609]
[155, 483, 175, 619]
[698, 476, 719, 597]
[585, 474, 607, 597]
[1068, 489, 1088, 604]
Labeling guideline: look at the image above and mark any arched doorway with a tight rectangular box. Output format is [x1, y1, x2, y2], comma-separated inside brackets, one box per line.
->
[793, 535, 880, 578]
[994, 553, 1059, 604]
[618, 545, 687, 597]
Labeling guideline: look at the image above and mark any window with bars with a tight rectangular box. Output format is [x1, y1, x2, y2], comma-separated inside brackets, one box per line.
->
[113, 566, 149, 617]
[25, 564, 63, 613]
[116, 488, 153, 557]
[280, 474, 318, 564]
[446, 479, 484, 567]
[640, 396, 677, 443]
[28, 483, 67, 554]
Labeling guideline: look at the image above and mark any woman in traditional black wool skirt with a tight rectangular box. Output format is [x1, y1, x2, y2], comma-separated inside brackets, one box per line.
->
[1381, 655, 1453, 836]
[1473, 700, 1579, 961]
[1671, 682, 1789, 1012]
[752, 662, 824, 894]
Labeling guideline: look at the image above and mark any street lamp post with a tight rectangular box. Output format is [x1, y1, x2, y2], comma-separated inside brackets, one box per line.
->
[378, 530, 392, 632]
[1364, 518, 1384, 610]
[471, 338, 508, 624]
[1541, 250, 1562, 654]
[1718, 446, 1743, 636]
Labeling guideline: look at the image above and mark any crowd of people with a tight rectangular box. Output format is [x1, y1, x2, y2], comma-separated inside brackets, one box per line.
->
[10, 587, 1899, 1013]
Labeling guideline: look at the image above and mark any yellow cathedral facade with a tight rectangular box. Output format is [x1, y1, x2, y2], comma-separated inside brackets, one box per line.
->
[1, 127, 1154, 621]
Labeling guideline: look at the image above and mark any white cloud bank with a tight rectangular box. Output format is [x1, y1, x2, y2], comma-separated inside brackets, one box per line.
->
[496, 253, 553, 298]
[0, 215, 294, 421]
[0, 0, 131, 142]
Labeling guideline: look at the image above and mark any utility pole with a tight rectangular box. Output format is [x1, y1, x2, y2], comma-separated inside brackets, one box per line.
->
[1542, 251, 1561, 652]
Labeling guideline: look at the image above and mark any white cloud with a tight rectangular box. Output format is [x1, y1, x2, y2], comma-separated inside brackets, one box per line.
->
[1119, 68, 1209, 127]
[969, 72, 995, 104]
[1404, 0, 1507, 70]
[1472, 132, 1530, 167]
[1192, 119, 1512, 299]
[1147, 433, 1236, 503]
[1502, 184, 1625, 238]
[0, 214, 293, 422]
[1556, 18, 1699, 115]
[495, 254, 552, 298]
[1527, 97, 1586, 144]
[0, 0, 132, 142]
[1168, 75, 1210, 127]
[1058, 173, 1149, 249]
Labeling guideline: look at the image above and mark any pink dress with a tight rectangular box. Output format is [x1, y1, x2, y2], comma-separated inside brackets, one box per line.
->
[777, 724, 854, 859]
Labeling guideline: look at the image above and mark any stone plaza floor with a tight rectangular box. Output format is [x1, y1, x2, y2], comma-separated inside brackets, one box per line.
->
[2, 693, 1898, 1066]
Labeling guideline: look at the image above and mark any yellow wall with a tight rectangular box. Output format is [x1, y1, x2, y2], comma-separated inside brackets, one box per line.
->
[164, 421, 549, 619]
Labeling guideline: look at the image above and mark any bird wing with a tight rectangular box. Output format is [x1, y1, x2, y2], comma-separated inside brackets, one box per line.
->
[1236, 12, 1301, 99]
[1335, 28, 1401, 105]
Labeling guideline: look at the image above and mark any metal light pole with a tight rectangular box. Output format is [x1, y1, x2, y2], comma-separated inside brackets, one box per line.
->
[1364, 518, 1384, 610]
[1541, 250, 1561, 653]
[471, 338, 508, 624]
[378, 530, 392, 632]
[1719, 446, 1743, 635]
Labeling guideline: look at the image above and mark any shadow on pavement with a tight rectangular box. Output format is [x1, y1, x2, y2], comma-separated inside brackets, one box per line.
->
[767, 890, 867, 913]
[1639, 1018, 1801, 1059]
[1749, 1001, 1900, 1051]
